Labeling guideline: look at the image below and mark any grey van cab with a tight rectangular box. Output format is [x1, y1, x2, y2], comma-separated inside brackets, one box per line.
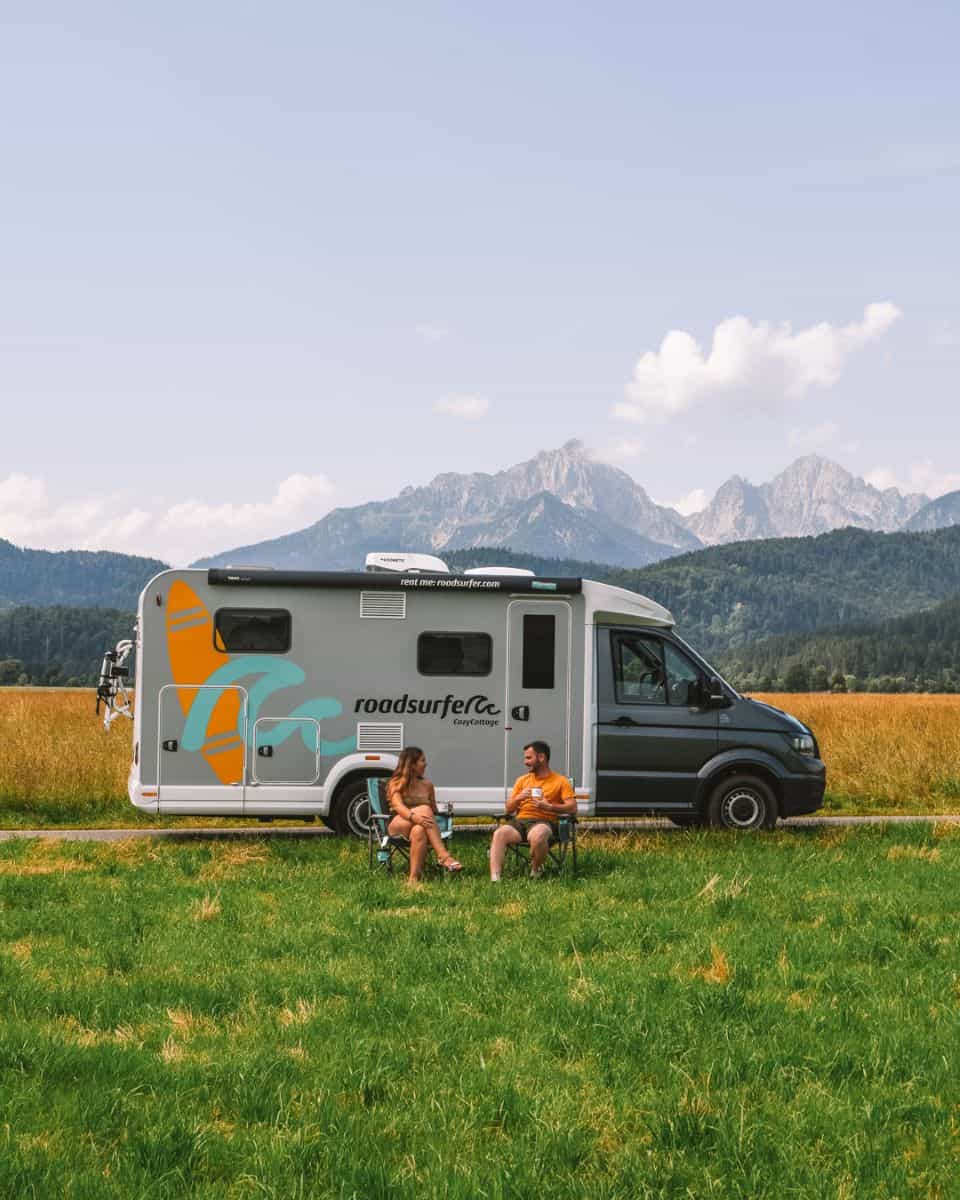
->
[97, 558, 825, 834]
[596, 625, 825, 829]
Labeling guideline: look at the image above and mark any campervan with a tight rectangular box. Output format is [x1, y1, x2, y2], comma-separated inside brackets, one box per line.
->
[97, 555, 825, 834]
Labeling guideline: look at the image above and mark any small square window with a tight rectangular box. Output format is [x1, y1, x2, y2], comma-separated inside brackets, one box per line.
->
[214, 609, 291, 653]
[417, 632, 492, 676]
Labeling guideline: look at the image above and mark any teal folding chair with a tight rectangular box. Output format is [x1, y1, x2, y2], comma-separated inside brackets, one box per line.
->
[366, 777, 454, 873]
[494, 783, 579, 877]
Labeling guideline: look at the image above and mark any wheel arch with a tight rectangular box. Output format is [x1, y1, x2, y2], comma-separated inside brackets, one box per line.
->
[324, 753, 398, 810]
[697, 751, 785, 815]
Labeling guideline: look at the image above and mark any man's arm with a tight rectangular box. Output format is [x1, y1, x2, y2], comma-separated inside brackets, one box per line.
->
[505, 778, 526, 815]
[545, 779, 577, 816]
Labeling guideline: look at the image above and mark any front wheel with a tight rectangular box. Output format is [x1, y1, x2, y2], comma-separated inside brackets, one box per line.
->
[706, 774, 777, 832]
[331, 777, 377, 838]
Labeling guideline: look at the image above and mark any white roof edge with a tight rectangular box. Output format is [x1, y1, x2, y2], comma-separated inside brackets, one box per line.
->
[582, 579, 674, 628]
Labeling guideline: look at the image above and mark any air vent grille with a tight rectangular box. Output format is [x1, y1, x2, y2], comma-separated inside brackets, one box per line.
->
[360, 591, 406, 619]
[356, 723, 405, 752]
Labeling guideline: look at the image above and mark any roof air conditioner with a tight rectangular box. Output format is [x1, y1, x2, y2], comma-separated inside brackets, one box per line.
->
[365, 552, 450, 574]
[464, 566, 536, 577]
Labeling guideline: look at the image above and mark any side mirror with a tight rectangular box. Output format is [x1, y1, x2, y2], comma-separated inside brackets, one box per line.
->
[704, 676, 727, 708]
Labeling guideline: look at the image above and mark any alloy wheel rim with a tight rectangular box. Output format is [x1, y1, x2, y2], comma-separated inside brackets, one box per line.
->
[347, 794, 371, 837]
[721, 788, 762, 829]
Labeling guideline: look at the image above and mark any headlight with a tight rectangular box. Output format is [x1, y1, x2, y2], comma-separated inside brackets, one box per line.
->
[791, 734, 816, 757]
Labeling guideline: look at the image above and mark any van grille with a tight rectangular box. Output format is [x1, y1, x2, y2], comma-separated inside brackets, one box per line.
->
[356, 723, 404, 752]
[360, 591, 406, 619]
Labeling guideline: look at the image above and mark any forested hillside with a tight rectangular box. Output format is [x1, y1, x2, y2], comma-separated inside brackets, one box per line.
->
[614, 526, 960, 655]
[5, 529, 960, 689]
[714, 594, 960, 693]
[0, 540, 167, 610]
[0, 608, 135, 686]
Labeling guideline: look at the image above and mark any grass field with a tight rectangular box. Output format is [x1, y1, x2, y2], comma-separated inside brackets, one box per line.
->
[1, 689, 959, 827]
[1, 825, 958, 1197]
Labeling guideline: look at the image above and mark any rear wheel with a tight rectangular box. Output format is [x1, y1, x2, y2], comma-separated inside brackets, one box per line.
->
[707, 774, 777, 832]
[332, 777, 378, 838]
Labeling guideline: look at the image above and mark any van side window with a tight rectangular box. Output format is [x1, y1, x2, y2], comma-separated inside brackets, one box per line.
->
[213, 609, 291, 653]
[663, 642, 702, 705]
[522, 613, 555, 689]
[612, 633, 666, 704]
[418, 633, 492, 676]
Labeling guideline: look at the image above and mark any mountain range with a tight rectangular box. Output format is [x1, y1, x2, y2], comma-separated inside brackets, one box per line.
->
[196, 441, 945, 570]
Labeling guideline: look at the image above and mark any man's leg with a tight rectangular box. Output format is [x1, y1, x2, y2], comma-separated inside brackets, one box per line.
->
[489, 824, 522, 880]
[527, 823, 553, 874]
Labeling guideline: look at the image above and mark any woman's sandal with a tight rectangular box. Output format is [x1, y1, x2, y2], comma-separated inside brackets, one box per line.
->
[440, 857, 463, 872]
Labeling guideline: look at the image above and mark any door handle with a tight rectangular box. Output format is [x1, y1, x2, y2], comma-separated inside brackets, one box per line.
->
[611, 716, 638, 727]
[511, 705, 530, 721]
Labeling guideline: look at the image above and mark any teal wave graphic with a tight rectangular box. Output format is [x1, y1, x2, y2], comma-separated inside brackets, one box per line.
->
[181, 657, 356, 757]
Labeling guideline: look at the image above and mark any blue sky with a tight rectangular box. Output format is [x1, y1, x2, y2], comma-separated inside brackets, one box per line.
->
[1, 1, 958, 562]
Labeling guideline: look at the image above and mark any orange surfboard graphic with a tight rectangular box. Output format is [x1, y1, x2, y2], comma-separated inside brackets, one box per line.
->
[165, 580, 243, 785]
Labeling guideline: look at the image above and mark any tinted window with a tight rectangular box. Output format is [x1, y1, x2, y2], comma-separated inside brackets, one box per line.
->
[522, 613, 555, 689]
[612, 633, 666, 704]
[214, 609, 291, 653]
[418, 632, 492, 676]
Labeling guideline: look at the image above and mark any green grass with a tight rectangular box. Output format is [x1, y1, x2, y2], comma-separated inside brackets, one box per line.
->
[1, 827, 959, 1198]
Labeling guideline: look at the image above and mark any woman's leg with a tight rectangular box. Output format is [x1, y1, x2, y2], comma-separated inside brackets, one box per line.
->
[408, 806, 453, 864]
[407, 825, 428, 880]
[388, 813, 430, 880]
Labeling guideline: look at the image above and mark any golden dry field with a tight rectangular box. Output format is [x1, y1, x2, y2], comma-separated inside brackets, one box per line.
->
[750, 692, 960, 812]
[0, 688, 958, 825]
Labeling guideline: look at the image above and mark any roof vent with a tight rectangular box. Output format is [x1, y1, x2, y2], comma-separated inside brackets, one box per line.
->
[365, 552, 449, 574]
[464, 566, 536, 578]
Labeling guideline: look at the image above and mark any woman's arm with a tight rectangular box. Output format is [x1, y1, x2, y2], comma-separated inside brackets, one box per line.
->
[387, 780, 414, 821]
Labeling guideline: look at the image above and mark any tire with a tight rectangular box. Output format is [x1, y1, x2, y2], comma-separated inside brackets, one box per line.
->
[706, 773, 777, 832]
[331, 776, 378, 838]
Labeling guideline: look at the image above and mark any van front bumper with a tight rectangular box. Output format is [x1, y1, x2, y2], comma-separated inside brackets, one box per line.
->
[780, 764, 826, 817]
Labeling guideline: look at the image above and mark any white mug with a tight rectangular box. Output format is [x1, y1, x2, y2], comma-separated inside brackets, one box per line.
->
[531, 787, 543, 800]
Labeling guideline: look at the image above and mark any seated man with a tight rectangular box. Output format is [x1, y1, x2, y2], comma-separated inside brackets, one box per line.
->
[490, 740, 576, 881]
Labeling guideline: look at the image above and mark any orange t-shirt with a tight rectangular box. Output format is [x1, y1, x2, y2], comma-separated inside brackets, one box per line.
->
[511, 771, 574, 823]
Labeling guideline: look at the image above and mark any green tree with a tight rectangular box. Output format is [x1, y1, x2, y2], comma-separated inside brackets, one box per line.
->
[783, 662, 810, 692]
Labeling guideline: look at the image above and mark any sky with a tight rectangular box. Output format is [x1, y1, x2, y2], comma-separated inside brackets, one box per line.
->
[1, 1, 958, 564]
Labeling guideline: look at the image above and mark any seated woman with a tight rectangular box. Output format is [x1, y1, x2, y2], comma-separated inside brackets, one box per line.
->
[387, 746, 462, 881]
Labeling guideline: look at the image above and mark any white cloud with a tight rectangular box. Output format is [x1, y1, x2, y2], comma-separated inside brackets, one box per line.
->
[788, 421, 840, 449]
[865, 461, 960, 500]
[653, 488, 709, 517]
[615, 302, 902, 425]
[0, 472, 335, 566]
[589, 439, 646, 463]
[434, 393, 489, 419]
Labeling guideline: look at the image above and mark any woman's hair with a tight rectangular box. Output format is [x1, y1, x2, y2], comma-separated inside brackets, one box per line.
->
[387, 746, 425, 802]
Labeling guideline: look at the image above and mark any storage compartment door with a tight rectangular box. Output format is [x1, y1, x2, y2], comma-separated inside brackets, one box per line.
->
[158, 683, 247, 811]
[252, 718, 321, 785]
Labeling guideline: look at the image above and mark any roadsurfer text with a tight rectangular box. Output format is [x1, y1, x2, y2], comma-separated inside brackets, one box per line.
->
[353, 694, 502, 719]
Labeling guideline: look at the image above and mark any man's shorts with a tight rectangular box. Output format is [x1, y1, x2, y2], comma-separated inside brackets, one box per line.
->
[505, 818, 557, 843]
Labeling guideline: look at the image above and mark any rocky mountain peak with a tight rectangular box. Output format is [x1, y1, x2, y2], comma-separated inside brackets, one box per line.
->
[691, 455, 930, 545]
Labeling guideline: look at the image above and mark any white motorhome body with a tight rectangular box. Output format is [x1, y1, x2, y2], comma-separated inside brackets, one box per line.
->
[112, 563, 826, 834]
[122, 566, 670, 833]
